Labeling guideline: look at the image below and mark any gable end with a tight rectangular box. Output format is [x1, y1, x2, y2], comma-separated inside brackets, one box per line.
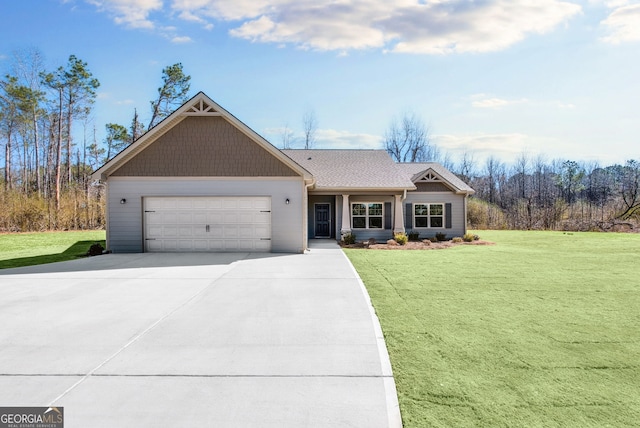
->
[111, 116, 299, 177]
[412, 170, 454, 192]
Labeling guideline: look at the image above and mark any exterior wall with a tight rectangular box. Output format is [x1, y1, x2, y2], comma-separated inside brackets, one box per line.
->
[112, 117, 299, 177]
[404, 191, 467, 239]
[106, 177, 305, 253]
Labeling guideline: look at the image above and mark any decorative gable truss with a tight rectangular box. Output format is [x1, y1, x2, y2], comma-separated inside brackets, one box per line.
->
[417, 171, 443, 183]
[413, 169, 455, 192]
[184, 98, 223, 116]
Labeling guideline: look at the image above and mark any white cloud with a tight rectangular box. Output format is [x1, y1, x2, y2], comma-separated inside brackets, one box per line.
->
[386, 0, 582, 54]
[85, 0, 582, 54]
[471, 95, 529, 109]
[229, 3, 389, 51]
[432, 132, 606, 164]
[263, 127, 383, 149]
[315, 129, 383, 149]
[601, 3, 640, 44]
[87, 0, 162, 29]
[171, 35, 193, 43]
[434, 133, 530, 160]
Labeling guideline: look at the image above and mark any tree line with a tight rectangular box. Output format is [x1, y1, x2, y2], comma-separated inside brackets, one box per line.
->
[383, 114, 640, 232]
[0, 48, 190, 232]
[461, 156, 640, 232]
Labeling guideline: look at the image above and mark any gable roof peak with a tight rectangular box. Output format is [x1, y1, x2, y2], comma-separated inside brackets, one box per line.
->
[92, 91, 312, 181]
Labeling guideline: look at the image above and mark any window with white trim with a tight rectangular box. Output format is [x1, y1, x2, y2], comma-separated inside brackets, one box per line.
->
[352, 203, 383, 229]
[414, 203, 444, 228]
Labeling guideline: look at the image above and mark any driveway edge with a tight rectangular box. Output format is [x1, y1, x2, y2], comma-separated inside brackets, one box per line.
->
[340, 250, 403, 428]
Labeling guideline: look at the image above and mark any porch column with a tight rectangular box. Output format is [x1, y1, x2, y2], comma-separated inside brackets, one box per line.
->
[393, 194, 405, 234]
[340, 194, 351, 237]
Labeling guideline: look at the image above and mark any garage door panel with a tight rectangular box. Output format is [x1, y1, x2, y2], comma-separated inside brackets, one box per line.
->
[238, 228, 254, 238]
[207, 213, 223, 223]
[146, 240, 163, 251]
[224, 226, 239, 238]
[193, 213, 207, 223]
[162, 240, 178, 251]
[177, 213, 193, 223]
[144, 196, 271, 252]
[223, 199, 238, 209]
[209, 225, 224, 238]
[162, 226, 179, 237]
[254, 225, 270, 237]
[162, 213, 178, 223]
[236, 213, 254, 223]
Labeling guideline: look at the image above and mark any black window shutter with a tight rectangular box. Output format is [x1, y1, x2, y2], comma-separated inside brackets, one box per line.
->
[445, 203, 452, 229]
[384, 202, 392, 229]
[405, 203, 412, 229]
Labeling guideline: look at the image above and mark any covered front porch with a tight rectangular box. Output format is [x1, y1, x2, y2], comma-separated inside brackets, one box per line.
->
[306, 193, 406, 243]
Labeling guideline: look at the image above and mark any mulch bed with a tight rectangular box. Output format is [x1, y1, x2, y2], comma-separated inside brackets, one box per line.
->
[341, 239, 495, 250]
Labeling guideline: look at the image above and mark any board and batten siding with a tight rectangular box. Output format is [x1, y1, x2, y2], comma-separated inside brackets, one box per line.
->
[106, 177, 305, 253]
[403, 192, 468, 238]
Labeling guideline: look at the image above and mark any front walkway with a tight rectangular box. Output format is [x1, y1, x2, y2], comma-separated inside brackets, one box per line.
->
[0, 249, 401, 427]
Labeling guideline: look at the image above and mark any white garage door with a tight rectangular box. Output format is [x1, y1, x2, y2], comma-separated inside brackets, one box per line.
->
[144, 196, 271, 252]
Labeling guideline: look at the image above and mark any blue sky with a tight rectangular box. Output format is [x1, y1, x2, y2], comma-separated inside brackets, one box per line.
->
[1, 0, 639, 167]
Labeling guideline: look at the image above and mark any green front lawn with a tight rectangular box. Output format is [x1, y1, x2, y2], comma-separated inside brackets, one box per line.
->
[345, 230, 640, 427]
[0, 230, 106, 269]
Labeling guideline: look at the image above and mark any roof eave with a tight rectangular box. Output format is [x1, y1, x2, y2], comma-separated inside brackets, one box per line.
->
[311, 185, 416, 193]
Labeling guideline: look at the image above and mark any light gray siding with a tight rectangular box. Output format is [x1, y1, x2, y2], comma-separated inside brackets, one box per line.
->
[106, 177, 305, 253]
[404, 192, 468, 239]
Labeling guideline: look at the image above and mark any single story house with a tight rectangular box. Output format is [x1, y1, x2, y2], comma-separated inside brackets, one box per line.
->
[92, 92, 474, 253]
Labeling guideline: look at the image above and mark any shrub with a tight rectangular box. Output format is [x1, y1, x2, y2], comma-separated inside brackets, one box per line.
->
[463, 233, 475, 242]
[452, 237, 463, 243]
[341, 233, 356, 245]
[407, 231, 420, 241]
[394, 233, 408, 245]
[467, 197, 508, 230]
[87, 242, 104, 256]
[435, 232, 447, 241]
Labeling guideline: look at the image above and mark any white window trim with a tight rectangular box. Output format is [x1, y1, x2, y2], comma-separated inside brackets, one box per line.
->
[413, 203, 445, 229]
[351, 202, 384, 229]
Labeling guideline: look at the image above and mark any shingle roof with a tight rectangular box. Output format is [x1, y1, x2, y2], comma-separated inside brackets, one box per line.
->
[397, 162, 475, 194]
[283, 149, 416, 190]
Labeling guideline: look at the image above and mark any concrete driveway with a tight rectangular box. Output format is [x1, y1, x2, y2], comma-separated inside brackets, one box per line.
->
[0, 242, 401, 427]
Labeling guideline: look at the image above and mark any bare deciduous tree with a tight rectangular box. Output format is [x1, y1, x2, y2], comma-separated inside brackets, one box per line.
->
[384, 112, 432, 163]
[619, 159, 640, 220]
[280, 123, 295, 149]
[302, 109, 317, 149]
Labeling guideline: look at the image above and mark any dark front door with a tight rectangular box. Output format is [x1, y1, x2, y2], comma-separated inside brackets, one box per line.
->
[314, 203, 331, 238]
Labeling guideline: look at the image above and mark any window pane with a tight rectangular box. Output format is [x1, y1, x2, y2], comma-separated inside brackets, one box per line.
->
[415, 217, 428, 228]
[414, 204, 428, 216]
[431, 217, 443, 227]
[430, 204, 444, 215]
[352, 203, 366, 216]
[368, 203, 382, 216]
[353, 217, 366, 228]
[369, 217, 382, 228]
